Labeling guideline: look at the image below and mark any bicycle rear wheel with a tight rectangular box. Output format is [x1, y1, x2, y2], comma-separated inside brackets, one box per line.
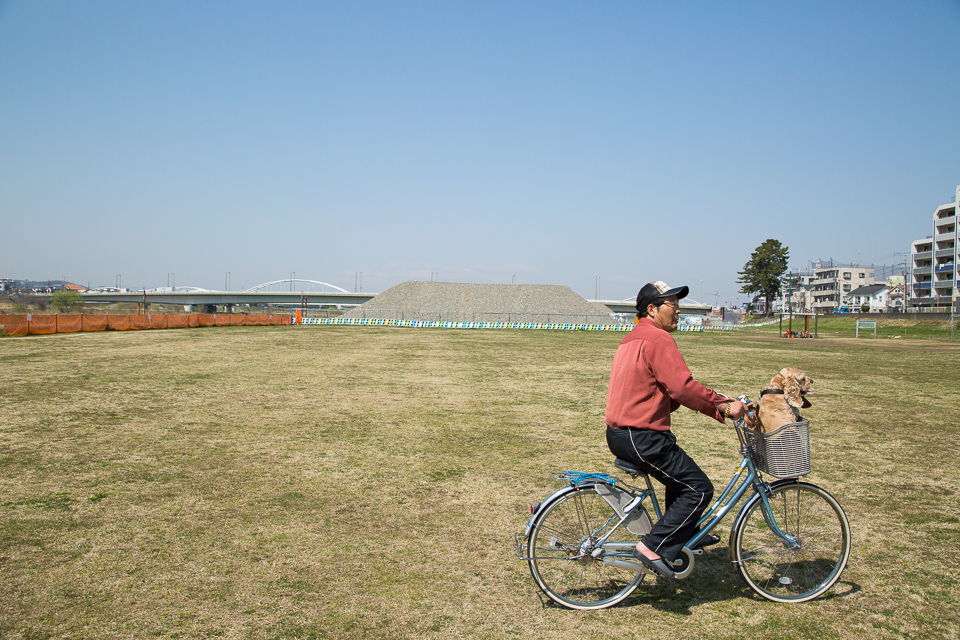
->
[731, 481, 850, 603]
[527, 485, 645, 610]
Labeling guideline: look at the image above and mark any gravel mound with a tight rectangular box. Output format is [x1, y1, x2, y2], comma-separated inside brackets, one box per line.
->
[343, 281, 617, 324]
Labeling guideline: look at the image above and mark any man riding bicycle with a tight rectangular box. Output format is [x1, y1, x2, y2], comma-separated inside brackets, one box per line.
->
[605, 281, 746, 579]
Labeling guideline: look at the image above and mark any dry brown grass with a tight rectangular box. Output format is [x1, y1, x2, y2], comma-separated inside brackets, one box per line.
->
[1, 327, 958, 639]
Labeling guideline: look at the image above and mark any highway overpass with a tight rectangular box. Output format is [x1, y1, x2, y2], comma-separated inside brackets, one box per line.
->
[77, 291, 711, 315]
[597, 298, 713, 315]
[80, 290, 374, 309]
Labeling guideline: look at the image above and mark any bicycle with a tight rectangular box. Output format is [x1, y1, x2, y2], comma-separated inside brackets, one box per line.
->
[514, 396, 851, 609]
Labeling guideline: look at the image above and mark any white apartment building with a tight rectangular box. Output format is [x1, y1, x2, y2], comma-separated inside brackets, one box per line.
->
[811, 261, 875, 312]
[910, 185, 959, 310]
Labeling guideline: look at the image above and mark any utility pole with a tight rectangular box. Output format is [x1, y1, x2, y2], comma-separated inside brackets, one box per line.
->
[786, 270, 793, 315]
[905, 253, 910, 311]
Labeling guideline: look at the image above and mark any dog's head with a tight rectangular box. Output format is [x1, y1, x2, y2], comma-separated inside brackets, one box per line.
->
[770, 367, 814, 409]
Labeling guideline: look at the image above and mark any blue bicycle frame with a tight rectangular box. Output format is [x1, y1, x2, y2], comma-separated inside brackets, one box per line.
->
[589, 453, 799, 566]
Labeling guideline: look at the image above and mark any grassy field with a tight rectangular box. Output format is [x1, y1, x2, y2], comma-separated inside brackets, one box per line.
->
[1, 326, 958, 639]
[745, 315, 959, 341]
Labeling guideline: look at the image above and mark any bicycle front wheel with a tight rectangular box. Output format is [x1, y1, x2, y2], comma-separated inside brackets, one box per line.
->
[731, 481, 851, 603]
[527, 485, 645, 610]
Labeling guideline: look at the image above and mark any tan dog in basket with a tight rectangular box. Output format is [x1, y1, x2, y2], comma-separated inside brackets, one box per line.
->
[753, 367, 813, 433]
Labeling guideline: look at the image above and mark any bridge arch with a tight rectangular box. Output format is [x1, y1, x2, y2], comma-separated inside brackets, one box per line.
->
[244, 279, 350, 294]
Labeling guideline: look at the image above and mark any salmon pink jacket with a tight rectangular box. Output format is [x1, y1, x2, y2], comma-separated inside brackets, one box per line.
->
[605, 317, 726, 431]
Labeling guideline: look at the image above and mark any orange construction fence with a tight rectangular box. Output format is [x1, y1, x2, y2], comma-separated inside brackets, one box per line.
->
[0, 313, 291, 336]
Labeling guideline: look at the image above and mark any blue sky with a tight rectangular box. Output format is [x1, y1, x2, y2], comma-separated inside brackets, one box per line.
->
[1, 1, 958, 305]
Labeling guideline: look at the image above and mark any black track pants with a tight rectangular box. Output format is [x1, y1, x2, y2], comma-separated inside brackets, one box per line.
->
[606, 426, 714, 563]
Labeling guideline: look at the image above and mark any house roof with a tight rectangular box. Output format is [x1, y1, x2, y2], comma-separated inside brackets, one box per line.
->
[846, 284, 886, 297]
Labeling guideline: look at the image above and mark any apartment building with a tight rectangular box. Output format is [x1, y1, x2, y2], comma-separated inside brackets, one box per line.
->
[910, 185, 959, 309]
[811, 261, 875, 312]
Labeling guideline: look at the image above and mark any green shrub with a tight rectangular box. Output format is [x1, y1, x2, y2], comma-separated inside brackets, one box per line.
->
[50, 290, 84, 313]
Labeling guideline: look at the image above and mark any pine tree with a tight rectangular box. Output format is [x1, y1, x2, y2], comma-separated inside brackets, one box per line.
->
[737, 239, 789, 316]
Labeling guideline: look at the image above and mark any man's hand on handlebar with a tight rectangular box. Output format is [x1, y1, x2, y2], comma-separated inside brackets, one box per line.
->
[721, 400, 746, 421]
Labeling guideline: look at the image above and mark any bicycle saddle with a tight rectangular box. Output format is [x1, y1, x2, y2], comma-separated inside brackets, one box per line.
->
[613, 458, 643, 476]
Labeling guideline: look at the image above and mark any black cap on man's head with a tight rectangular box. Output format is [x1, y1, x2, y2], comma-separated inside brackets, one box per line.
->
[636, 280, 689, 314]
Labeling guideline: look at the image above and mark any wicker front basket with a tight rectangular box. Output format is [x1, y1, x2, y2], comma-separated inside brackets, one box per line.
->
[744, 419, 811, 478]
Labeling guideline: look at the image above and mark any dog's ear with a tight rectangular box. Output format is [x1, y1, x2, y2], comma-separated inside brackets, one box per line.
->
[783, 372, 803, 408]
[770, 370, 786, 390]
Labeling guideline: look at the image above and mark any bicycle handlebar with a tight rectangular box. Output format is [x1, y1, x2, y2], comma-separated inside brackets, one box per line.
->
[736, 394, 757, 424]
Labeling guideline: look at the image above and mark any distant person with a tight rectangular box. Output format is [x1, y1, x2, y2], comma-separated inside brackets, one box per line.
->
[605, 281, 745, 579]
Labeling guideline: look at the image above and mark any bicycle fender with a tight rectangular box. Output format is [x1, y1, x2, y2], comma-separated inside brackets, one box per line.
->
[524, 484, 581, 535]
[525, 482, 618, 536]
